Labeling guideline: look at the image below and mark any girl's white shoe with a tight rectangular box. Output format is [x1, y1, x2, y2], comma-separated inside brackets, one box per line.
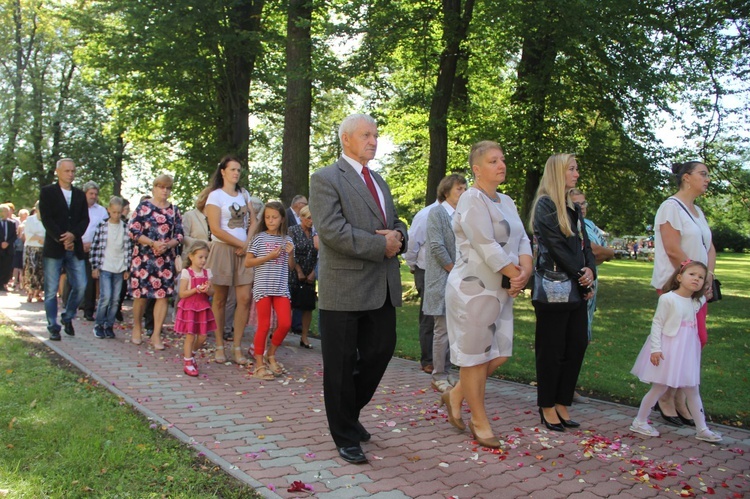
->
[695, 427, 722, 442]
[630, 418, 660, 437]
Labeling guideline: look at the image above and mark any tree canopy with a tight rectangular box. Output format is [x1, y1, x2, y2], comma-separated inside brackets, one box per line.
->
[0, 0, 747, 239]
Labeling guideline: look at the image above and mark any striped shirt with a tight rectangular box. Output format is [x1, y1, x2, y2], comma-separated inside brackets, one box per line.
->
[248, 232, 293, 302]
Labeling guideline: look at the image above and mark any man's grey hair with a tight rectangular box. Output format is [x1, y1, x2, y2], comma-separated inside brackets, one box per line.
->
[56, 158, 75, 168]
[291, 195, 308, 207]
[338, 114, 377, 148]
[108, 196, 124, 208]
[82, 181, 100, 193]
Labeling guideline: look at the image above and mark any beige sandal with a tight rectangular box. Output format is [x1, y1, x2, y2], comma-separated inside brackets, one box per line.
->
[264, 355, 285, 376]
[233, 346, 249, 365]
[214, 345, 227, 363]
[252, 365, 275, 380]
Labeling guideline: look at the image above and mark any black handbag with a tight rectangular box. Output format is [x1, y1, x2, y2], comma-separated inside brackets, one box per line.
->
[291, 282, 317, 310]
[708, 278, 722, 303]
[531, 264, 582, 311]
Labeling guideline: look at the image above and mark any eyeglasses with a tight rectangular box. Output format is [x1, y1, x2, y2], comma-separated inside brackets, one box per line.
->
[155, 185, 173, 190]
[579, 201, 588, 207]
[692, 171, 710, 178]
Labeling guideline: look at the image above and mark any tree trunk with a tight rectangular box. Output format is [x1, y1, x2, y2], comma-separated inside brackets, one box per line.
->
[281, 0, 313, 205]
[113, 133, 125, 196]
[48, 62, 76, 183]
[30, 50, 47, 192]
[511, 8, 558, 223]
[426, 0, 475, 205]
[0, 0, 34, 194]
[217, 0, 266, 165]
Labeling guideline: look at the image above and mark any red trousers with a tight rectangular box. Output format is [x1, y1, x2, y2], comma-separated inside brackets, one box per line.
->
[254, 295, 292, 356]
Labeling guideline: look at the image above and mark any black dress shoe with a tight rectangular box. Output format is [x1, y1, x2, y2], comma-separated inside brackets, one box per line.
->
[654, 402, 683, 427]
[677, 412, 696, 427]
[83, 315, 95, 322]
[49, 330, 62, 341]
[355, 421, 371, 442]
[62, 321, 75, 336]
[115, 311, 124, 322]
[337, 445, 367, 464]
[556, 410, 581, 428]
[539, 407, 565, 432]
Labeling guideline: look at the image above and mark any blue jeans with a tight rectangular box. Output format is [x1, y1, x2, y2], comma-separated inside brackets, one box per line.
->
[95, 270, 124, 329]
[44, 252, 87, 332]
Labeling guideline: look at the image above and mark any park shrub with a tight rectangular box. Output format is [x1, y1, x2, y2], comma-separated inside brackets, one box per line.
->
[712, 225, 750, 253]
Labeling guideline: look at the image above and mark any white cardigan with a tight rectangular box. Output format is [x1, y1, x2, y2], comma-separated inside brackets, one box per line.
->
[649, 291, 705, 353]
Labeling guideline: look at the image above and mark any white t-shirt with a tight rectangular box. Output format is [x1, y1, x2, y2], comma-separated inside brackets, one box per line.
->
[651, 198, 712, 288]
[206, 189, 250, 243]
[83, 203, 109, 244]
[61, 187, 72, 207]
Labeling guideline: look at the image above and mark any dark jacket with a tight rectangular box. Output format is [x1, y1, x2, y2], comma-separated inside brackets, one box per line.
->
[0, 218, 17, 255]
[39, 183, 89, 260]
[533, 196, 596, 282]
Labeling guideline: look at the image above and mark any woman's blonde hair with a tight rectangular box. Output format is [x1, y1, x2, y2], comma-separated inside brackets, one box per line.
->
[299, 205, 311, 219]
[152, 174, 174, 188]
[528, 153, 577, 237]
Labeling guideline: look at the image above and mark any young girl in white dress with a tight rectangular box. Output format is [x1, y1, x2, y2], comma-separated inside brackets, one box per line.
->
[629, 260, 721, 442]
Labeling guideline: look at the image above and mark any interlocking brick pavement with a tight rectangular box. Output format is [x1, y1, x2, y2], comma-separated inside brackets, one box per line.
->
[2, 291, 748, 498]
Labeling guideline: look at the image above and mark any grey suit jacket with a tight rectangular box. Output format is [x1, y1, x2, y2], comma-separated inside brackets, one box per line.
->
[309, 157, 408, 312]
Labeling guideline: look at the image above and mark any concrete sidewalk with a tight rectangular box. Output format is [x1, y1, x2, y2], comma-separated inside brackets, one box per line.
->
[1, 290, 748, 498]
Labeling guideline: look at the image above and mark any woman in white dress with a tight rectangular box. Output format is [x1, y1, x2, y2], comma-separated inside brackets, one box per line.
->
[443, 141, 533, 448]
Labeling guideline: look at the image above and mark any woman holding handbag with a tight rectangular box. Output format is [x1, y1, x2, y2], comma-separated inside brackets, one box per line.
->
[528, 153, 596, 431]
[650, 161, 716, 427]
[288, 205, 318, 348]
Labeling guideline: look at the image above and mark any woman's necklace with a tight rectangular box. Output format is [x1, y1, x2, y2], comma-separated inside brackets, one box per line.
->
[473, 184, 501, 203]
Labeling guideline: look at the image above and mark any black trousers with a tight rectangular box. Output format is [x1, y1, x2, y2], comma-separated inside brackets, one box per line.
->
[534, 301, 589, 407]
[320, 291, 397, 448]
[0, 249, 12, 288]
[413, 267, 434, 366]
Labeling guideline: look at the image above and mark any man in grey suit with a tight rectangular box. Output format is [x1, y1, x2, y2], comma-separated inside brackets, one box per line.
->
[309, 113, 408, 464]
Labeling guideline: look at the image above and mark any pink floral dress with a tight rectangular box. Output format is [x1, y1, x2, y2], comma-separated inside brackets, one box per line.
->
[128, 200, 183, 299]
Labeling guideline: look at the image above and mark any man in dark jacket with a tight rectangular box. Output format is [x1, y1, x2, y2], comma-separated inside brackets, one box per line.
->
[39, 158, 90, 340]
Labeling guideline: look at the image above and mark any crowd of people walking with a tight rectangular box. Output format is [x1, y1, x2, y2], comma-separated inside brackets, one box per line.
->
[1, 115, 722, 465]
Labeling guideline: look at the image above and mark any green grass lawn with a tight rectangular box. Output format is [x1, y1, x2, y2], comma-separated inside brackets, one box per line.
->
[0, 320, 258, 498]
[395, 253, 750, 427]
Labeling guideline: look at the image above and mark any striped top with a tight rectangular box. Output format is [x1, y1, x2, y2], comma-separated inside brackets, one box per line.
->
[248, 232, 293, 302]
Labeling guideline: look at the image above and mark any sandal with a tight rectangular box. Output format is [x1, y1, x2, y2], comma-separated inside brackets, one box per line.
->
[214, 345, 227, 363]
[264, 355, 285, 376]
[233, 346, 249, 365]
[252, 365, 275, 381]
[131, 333, 143, 345]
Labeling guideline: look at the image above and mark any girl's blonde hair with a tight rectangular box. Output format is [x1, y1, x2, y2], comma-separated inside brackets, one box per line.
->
[185, 240, 210, 269]
[528, 153, 577, 237]
[662, 260, 708, 299]
[251, 201, 288, 237]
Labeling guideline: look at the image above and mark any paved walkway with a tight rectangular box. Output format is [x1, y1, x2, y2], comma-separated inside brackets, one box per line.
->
[1, 291, 748, 498]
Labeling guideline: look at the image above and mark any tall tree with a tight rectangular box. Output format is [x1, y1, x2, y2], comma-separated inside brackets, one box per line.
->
[280, 0, 314, 204]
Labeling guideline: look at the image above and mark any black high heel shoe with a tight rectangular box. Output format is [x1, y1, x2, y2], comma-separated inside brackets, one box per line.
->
[299, 340, 313, 349]
[676, 410, 695, 427]
[539, 407, 565, 432]
[654, 402, 683, 427]
[555, 409, 581, 428]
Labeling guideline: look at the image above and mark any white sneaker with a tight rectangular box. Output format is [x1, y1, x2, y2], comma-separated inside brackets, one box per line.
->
[695, 428, 722, 442]
[630, 418, 660, 437]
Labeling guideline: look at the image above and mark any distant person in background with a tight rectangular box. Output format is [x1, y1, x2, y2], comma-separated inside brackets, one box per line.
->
[23, 202, 45, 302]
[422, 174, 466, 393]
[568, 189, 615, 404]
[288, 205, 318, 349]
[39, 158, 89, 340]
[286, 194, 308, 334]
[11, 208, 28, 291]
[404, 199, 439, 374]
[0, 204, 17, 291]
[650, 161, 715, 428]
[79, 181, 109, 321]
